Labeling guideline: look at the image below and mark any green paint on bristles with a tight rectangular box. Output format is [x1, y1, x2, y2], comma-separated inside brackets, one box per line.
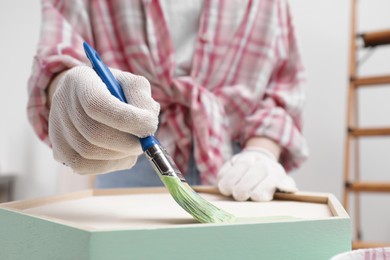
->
[161, 176, 236, 224]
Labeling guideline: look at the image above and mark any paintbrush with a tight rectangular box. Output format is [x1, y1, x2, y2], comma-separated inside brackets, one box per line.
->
[83, 42, 235, 223]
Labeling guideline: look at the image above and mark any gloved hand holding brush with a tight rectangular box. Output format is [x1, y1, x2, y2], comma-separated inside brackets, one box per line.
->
[48, 66, 160, 175]
[217, 146, 297, 202]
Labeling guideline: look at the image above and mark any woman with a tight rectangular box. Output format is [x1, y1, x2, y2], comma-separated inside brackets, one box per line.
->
[28, 0, 308, 201]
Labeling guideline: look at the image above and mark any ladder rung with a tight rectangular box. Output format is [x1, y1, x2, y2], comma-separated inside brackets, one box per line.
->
[353, 240, 390, 249]
[348, 127, 390, 136]
[353, 75, 390, 86]
[346, 182, 390, 192]
[358, 29, 390, 47]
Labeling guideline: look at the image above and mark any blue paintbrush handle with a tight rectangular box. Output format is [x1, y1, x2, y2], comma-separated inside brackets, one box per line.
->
[83, 42, 158, 151]
[83, 42, 127, 103]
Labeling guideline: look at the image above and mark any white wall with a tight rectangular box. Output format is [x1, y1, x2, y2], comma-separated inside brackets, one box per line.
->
[0, 1, 89, 200]
[0, 1, 58, 199]
[0, 0, 389, 242]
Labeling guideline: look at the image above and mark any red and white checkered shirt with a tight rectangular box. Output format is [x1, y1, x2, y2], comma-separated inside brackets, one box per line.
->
[28, 0, 308, 184]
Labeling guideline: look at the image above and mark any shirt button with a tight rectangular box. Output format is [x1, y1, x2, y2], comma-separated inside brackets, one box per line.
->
[199, 32, 212, 43]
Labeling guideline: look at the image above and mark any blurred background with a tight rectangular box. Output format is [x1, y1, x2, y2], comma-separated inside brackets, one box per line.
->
[0, 0, 389, 244]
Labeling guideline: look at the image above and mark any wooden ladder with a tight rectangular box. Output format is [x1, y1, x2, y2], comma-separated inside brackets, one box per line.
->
[344, 0, 390, 249]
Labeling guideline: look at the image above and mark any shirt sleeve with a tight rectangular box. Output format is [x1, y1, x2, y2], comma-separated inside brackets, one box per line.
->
[27, 0, 92, 145]
[241, 0, 309, 171]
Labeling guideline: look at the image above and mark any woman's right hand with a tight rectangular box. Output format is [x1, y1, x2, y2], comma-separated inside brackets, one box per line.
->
[48, 66, 160, 175]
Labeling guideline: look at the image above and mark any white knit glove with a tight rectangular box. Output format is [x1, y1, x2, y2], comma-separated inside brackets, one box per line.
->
[217, 147, 298, 201]
[49, 66, 160, 175]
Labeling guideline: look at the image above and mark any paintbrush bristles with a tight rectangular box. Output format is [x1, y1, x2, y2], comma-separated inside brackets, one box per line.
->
[161, 176, 236, 223]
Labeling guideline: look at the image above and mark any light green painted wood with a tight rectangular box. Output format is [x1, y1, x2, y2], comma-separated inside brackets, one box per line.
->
[0, 207, 351, 260]
[0, 208, 90, 260]
[90, 219, 351, 260]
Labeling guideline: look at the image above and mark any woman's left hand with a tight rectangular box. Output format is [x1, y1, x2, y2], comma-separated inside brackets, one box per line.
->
[217, 147, 298, 201]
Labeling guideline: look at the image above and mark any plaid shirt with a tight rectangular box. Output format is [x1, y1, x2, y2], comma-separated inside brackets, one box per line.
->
[28, 0, 308, 184]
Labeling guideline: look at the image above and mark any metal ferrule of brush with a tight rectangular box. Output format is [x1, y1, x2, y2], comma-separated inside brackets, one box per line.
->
[144, 144, 186, 182]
